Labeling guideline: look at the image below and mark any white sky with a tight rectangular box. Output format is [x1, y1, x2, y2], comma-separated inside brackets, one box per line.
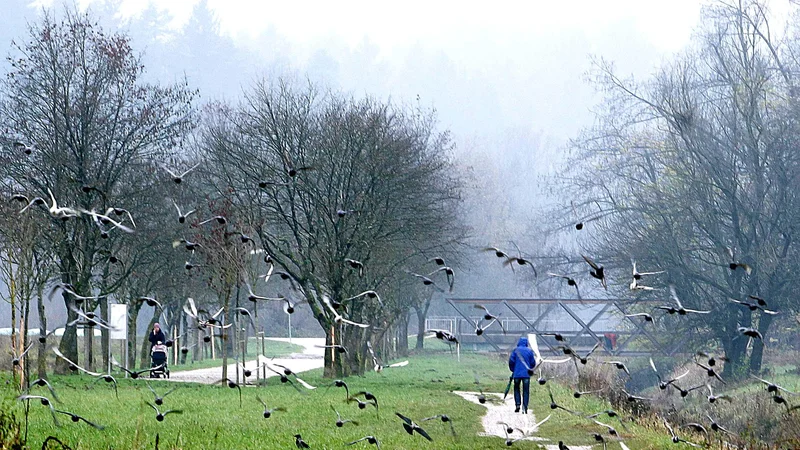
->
[109, 0, 704, 54]
[24, 0, 795, 141]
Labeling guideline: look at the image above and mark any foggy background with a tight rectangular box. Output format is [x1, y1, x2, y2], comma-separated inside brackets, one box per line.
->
[2, 0, 784, 334]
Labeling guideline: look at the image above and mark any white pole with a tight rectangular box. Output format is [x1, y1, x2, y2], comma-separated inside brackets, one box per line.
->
[288, 312, 292, 344]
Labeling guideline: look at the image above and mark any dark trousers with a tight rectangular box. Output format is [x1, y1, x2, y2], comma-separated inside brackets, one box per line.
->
[513, 378, 530, 410]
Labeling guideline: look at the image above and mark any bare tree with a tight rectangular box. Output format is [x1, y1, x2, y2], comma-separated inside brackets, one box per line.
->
[0, 9, 197, 372]
[199, 80, 464, 377]
[560, 0, 800, 378]
[0, 197, 55, 386]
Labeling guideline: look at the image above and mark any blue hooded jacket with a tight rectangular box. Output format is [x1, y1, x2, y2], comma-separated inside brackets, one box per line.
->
[508, 337, 536, 378]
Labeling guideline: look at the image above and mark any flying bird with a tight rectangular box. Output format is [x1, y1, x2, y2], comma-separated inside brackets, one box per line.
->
[91, 373, 119, 399]
[750, 374, 797, 395]
[53, 347, 101, 376]
[407, 271, 446, 292]
[11, 342, 34, 367]
[146, 383, 179, 406]
[395, 412, 433, 441]
[421, 414, 456, 436]
[163, 163, 200, 184]
[345, 259, 365, 276]
[581, 255, 607, 289]
[13, 141, 35, 155]
[17, 395, 59, 426]
[625, 312, 655, 323]
[729, 297, 778, 315]
[113, 356, 162, 379]
[347, 436, 380, 449]
[345, 291, 383, 306]
[547, 385, 578, 415]
[428, 266, 456, 292]
[322, 295, 369, 328]
[429, 256, 447, 266]
[705, 384, 732, 404]
[146, 401, 183, 422]
[631, 259, 664, 280]
[650, 357, 690, 390]
[657, 285, 710, 315]
[603, 360, 631, 378]
[137, 296, 164, 313]
[325, 379, 350, 400]
[256, 395, 287, 418]
[27, 378, 61, 403]
[171, 200, 197, 223]
[664, 418, 702, 447]
[198, 215, 227, 226]
[331, 405, 359, 427]
[54, 409, 105, 429]
[547, 273, 581, 297]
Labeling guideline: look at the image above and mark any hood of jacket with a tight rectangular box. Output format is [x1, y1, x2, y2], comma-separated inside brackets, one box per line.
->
[516, 337, 529, 348]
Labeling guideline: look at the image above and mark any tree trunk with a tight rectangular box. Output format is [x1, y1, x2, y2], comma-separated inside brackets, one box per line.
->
[55, 291, 79, 374]
[323, 324, 338, 378]
[84, 321, 94, 373]
[221, 289, 232, 382]
[721, 331, 748, 381]
[37, 283, 47, 380]
[415, 306, 427, 350]
[22, 292, 31, 390]
[128, 301, 142, 369]
[748, 313, 773, 374]
[100, 299, 109, 373]
[397, 312, 409, 357]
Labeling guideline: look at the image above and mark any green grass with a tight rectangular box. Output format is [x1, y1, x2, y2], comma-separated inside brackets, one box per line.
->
[169, 338, 305, 372]
[2, 349, 776, 450]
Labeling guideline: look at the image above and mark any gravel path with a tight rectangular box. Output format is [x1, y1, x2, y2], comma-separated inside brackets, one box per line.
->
[167, 337, 325, 384]
[453, 391, 591, 449]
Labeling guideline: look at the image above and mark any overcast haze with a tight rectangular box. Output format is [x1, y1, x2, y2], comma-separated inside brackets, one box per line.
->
[1, 0, 795, 324]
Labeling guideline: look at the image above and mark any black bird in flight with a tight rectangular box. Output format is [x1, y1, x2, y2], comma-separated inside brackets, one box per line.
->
[395, 412, 433, 441]
[54, 409, 105, 430]
[347, 436, 380, 449]
[581, 255, 607, 289]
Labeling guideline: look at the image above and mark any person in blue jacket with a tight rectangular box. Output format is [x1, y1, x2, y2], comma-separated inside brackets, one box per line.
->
[508, 336, 536, 413]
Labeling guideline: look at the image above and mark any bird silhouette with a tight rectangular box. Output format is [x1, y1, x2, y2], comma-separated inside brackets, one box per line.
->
[163, 163, 200, 184]
[421, 414, 456, 436]
[17, 395, 59, 426]
[331, 405, 359, 427]
[54, 409, 105, 429]
[294, 434, 310, 448]
[581, 255, 607, 289]
[256, 395, 287, 418]
[146, 401, 182, 422]
[395, 412, 433, 441]
[347, 436, 380, 449]
[146, 383, 178, 406]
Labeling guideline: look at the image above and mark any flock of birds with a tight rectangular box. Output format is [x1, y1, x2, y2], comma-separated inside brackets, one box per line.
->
[417, 238, 798, 449]
[5, 144, 800, 449]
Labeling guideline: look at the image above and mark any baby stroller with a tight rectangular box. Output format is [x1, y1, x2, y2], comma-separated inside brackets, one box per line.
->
[150, 343, 170, 378]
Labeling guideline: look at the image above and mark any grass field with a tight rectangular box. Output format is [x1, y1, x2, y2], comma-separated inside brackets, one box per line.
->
[1, 350, 674, 450]
[2, 349, 798, 449]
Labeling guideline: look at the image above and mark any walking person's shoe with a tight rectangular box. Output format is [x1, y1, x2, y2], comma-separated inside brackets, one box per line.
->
[514, 406, 520, 413]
